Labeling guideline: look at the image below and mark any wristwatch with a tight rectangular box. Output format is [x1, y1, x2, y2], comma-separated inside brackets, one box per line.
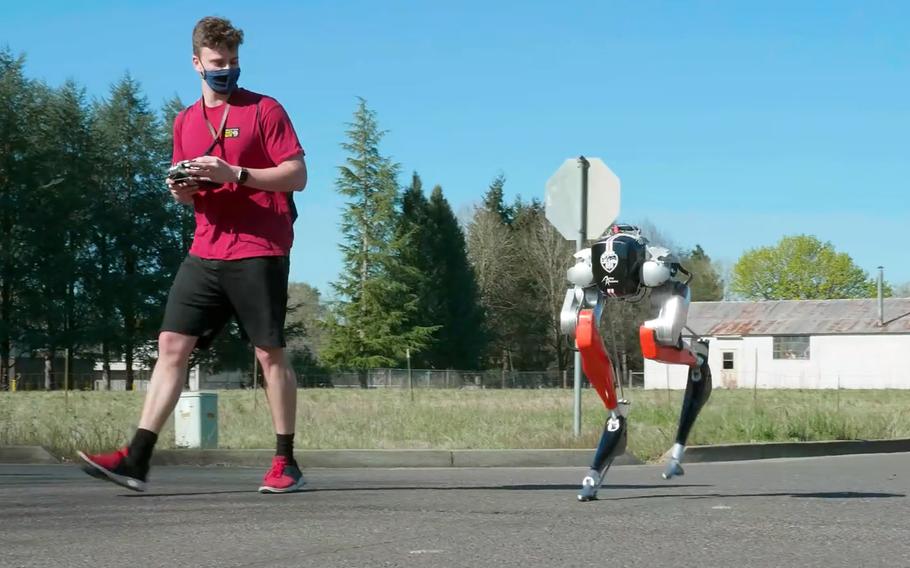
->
[237, 167, 249, 185]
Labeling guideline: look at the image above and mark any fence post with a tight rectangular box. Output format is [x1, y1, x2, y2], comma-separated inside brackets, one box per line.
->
[64, 348, 70, 411]
[407, 349, 413, 401]
[622, 352, 629, 388]
[836, 374, 841, 412]
[753, 348, 759, 407]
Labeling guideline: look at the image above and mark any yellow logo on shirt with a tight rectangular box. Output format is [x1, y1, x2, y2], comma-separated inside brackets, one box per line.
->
[224, 128, 240, 138]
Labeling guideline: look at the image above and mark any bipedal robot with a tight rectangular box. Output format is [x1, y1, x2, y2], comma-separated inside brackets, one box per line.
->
[559, 224, 712, 501]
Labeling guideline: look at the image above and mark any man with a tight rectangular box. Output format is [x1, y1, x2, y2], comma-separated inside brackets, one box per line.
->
[78, 16, 308, 493]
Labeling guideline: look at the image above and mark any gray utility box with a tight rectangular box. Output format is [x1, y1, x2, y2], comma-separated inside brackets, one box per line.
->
[175, 391, 219, 449]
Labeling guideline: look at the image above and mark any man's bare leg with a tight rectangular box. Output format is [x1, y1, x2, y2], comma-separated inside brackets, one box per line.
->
[256, 346, 297, 435]
[138, 331, 198, 433]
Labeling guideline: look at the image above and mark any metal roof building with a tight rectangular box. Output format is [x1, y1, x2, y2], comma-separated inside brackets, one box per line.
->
[685, 299, 910, 337]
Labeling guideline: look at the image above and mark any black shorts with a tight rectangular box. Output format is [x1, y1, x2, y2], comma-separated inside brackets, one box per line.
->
[160, 255, 290, 349]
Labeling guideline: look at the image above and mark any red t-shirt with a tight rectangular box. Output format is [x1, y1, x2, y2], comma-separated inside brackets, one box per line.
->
[172, 88, 304, 260]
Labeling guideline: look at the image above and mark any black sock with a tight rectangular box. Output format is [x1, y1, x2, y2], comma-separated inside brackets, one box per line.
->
[127, 428, 158, 470]
[276, 433, 295, 461]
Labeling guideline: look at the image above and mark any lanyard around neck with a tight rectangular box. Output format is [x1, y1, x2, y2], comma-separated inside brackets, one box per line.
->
[202, 101, 231, 156]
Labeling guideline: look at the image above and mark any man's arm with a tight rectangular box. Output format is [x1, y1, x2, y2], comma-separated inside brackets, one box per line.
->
[188, 154, 307, 193]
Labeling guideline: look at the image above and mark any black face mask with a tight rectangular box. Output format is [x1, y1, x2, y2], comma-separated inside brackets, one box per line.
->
[201, 64, 240, 94]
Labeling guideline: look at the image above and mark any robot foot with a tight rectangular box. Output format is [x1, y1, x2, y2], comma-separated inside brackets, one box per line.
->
[662, 459, 685, 480]
[577, 469, 606, 502]
[661, 443, 686, 480]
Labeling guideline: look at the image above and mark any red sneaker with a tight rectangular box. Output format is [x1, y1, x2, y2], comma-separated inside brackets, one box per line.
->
[259, 455, 305, 493]
[77, 448, 148, 492]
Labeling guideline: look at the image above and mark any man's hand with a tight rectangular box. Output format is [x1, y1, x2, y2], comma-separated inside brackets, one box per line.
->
[166, 177, 201, 205]
[188, 155, 239, 185]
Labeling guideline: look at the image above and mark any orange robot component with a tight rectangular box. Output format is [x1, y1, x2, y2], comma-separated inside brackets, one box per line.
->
[576, 309, 618, 411]
[638, 326, 697, 367]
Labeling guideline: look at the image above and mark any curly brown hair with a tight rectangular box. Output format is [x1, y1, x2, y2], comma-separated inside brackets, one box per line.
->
[192, 17, 244, 55]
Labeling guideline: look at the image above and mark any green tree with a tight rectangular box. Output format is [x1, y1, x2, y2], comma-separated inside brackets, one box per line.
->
[731, 234, 885, 300]
[393, 173, 434, 367]
[482, 174, 513, 225]
[323, 99, 435, 373]
[285, 281, 329, 377]
[683, 244, 724, 301]
[91, 75, 171, 389]
[0, 50, 37, 387]
[420, 185, 487, 369]
[17, 80, 99, 387]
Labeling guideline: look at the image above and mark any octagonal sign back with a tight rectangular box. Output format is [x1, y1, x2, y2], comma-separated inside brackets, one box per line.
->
[545, 157, 620, 241]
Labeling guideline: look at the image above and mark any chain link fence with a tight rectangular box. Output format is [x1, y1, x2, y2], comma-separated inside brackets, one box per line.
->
[310, 369, 566, 389]
[3, 372, 152, 392]
[1, 368, 642, 391]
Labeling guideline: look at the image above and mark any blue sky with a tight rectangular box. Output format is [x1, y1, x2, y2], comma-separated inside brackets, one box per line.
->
[3, 0, 908, 295]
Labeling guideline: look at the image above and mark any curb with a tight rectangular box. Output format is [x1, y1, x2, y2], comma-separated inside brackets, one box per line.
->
[670, 438, 910, 463]
[4, 440, 909, 466]
[149, 449, 641, 468]
[0, 446, 59, 464]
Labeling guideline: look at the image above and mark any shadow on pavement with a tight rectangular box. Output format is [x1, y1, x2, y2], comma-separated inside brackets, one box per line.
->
[604, 490, 905, 501]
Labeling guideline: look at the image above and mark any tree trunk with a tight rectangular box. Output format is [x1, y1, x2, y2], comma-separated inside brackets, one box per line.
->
[124, 342, 134, 391]
[64, 291, 73, 390]
[99, 239, 112, 390]
[0, 145, 10, 390]
[102, 342, 111, 391]
[0, 209, 10, 391]
[0, 279, 8, 389]
[500, 348, 508, 389]
[44, 352, 53, 391]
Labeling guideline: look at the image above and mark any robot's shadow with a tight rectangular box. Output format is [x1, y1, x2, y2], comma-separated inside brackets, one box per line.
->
[601, 490, 905, 501]
[311, 483, 713, 492]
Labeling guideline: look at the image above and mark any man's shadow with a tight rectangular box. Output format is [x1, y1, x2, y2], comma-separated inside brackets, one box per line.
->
[120, 483, 706, 498]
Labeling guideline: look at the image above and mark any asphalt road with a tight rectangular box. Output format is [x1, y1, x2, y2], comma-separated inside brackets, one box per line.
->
[1, 454, 908, 568]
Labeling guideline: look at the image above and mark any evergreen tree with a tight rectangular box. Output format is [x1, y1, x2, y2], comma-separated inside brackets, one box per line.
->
[17, 80, 99, 387]
[683, 244, 724, 301]
[421, 185, 486, 369]
[323, 99, 434, 373]
[393, 172, 434, 367]
[0, 50, 37, 387]
[91, 75, 170, 389]
[482, 174, 513, 225]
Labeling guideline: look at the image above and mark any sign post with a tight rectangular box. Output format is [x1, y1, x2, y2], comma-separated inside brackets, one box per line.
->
[545, 156, 621, 437]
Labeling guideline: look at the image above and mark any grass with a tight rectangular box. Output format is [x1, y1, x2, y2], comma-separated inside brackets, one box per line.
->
[2, 388, 909, 463]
